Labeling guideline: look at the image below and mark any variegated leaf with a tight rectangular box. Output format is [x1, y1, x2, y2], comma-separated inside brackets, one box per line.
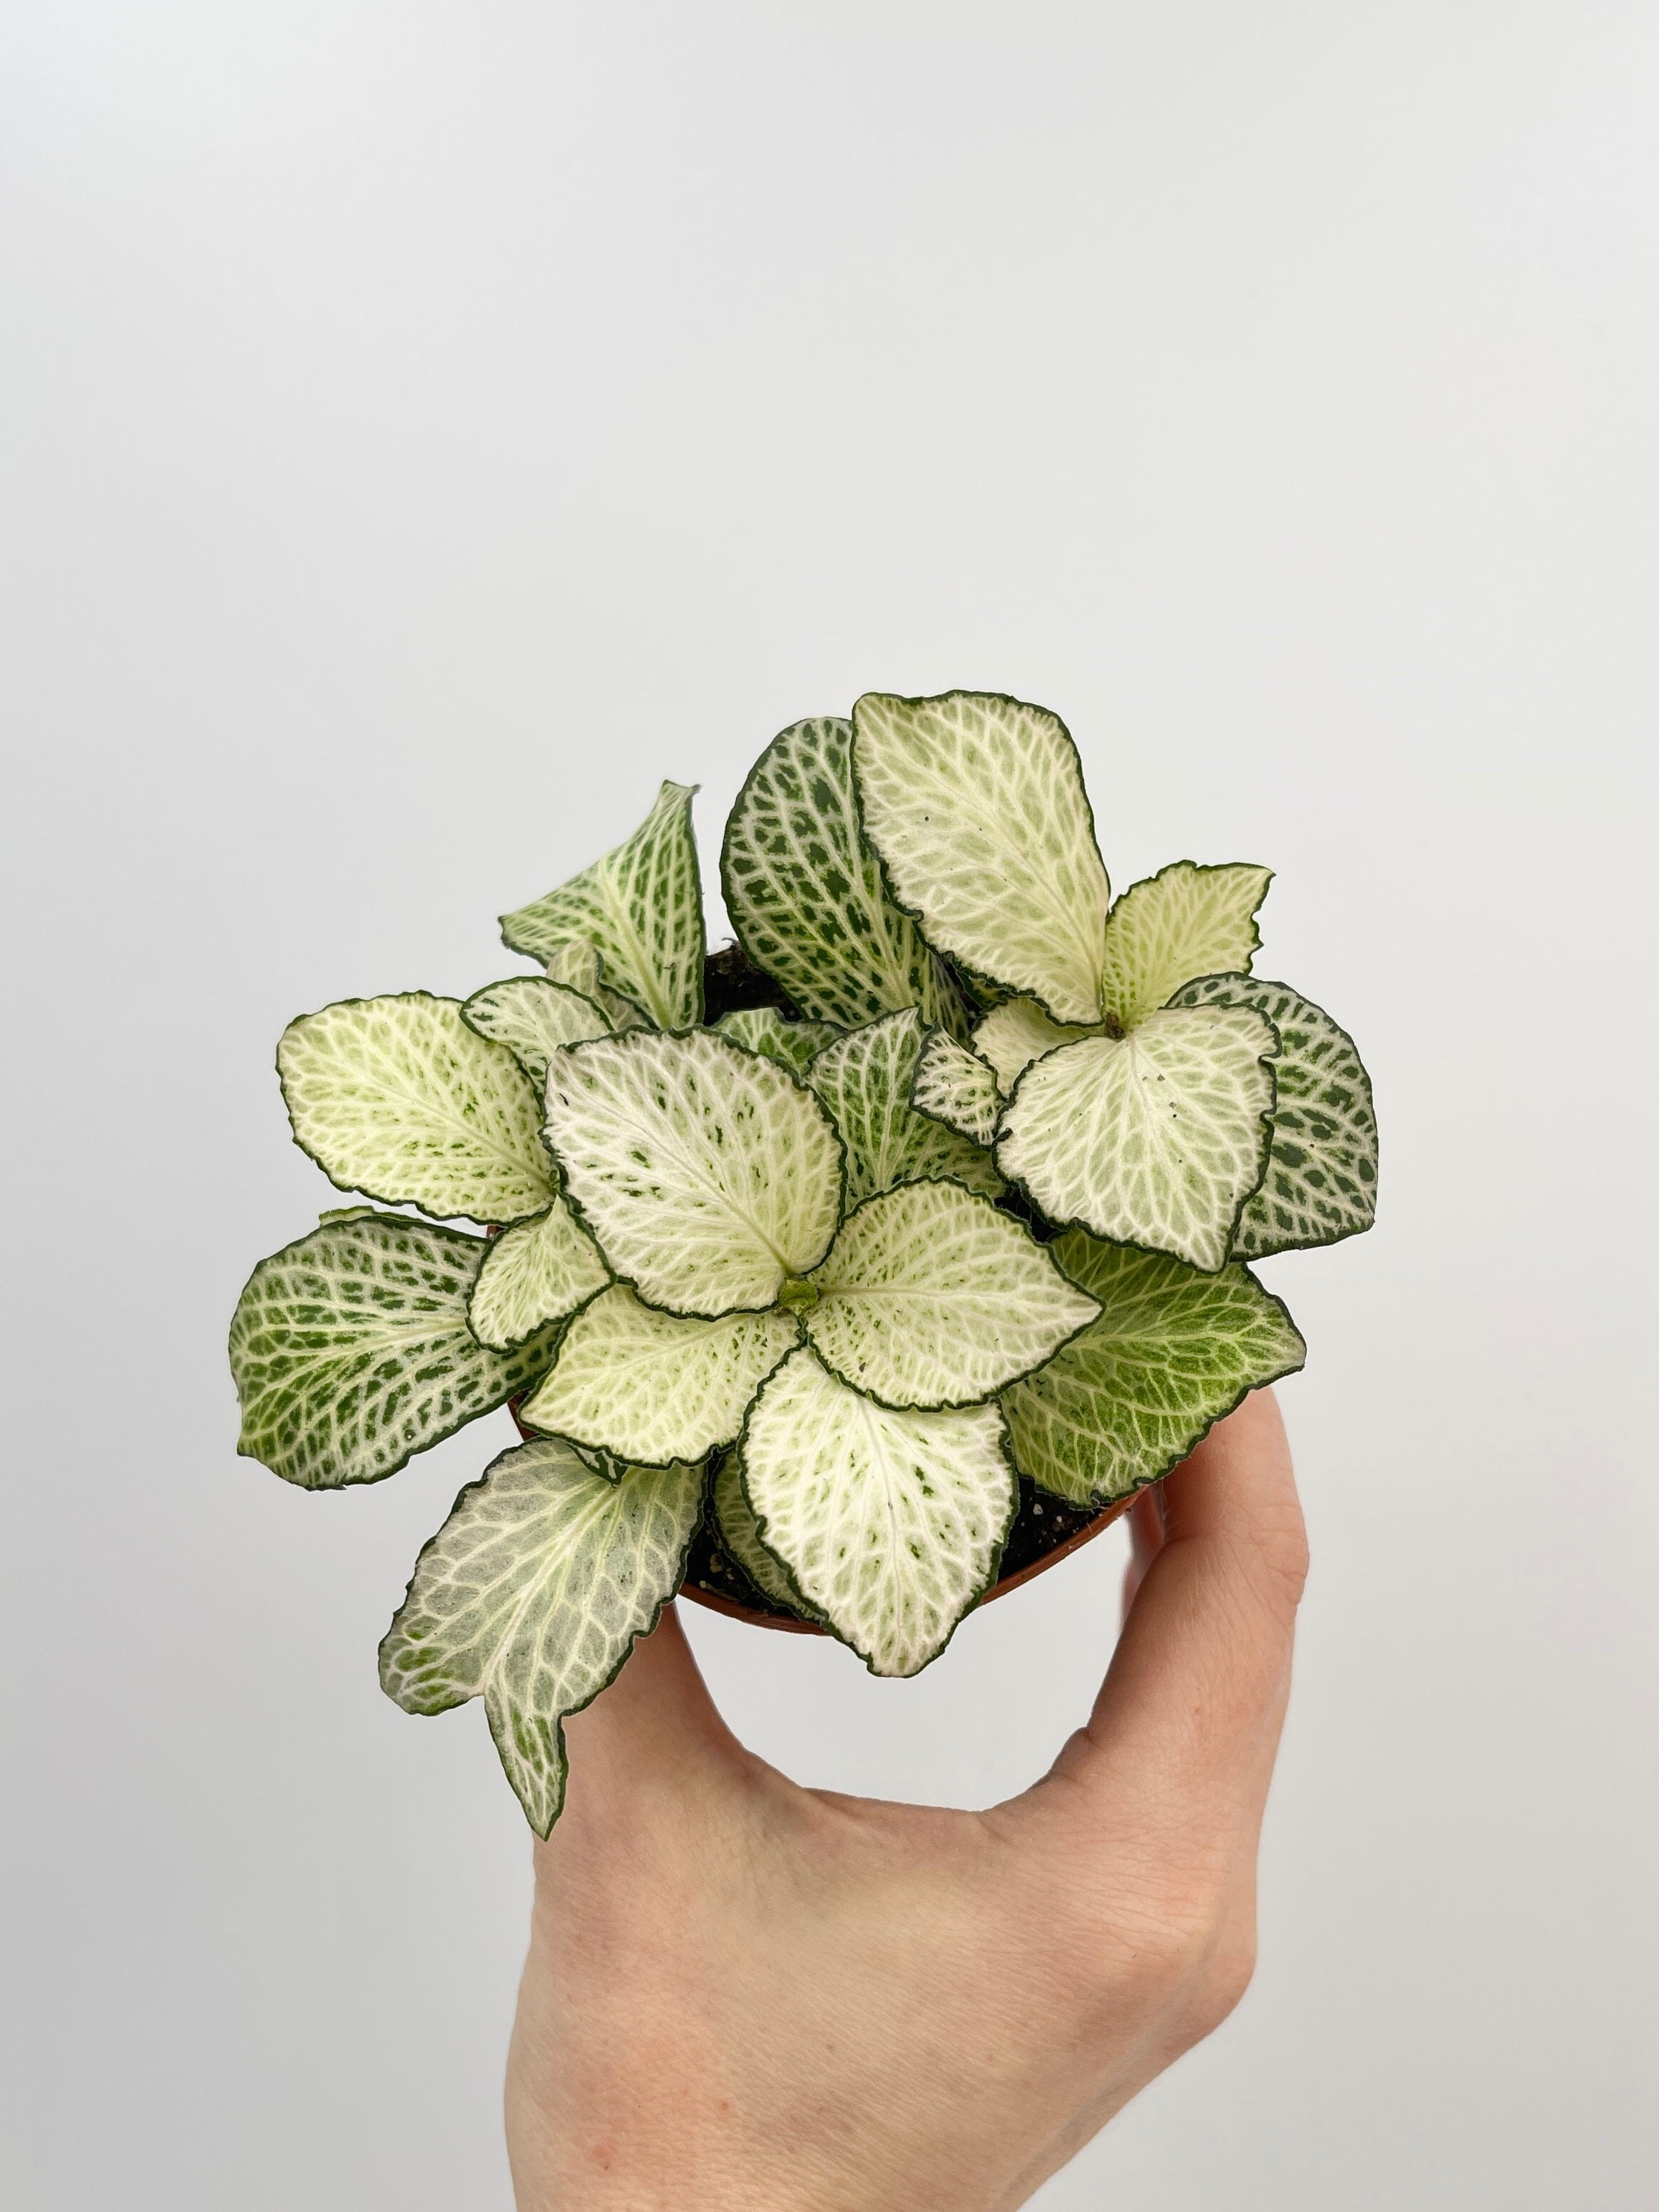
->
[720, 715, 971, 1033]
[971, 997, 1098, 1093]
[742, 1349, 1015, 1677]
[1003, 1233, 1306, 1504]
[500, 781, 705, 1029]
[1099, 862, 1272, 1031]
[543, 941, 647, 1031]
[379, 1439, 705, 1835]
[543, 1029, 843, 1317]
[462, 977, 613, 1086]
[710, 1449, 817, 1617]
[911, 1029, 1004, 1148]
[520, 1285, 800, 1464]
[997, 1008, 1279, 1271]
[278, 993, 552, 1225]
[714, 1006, 839, 1077]
[1172, 974, 1377, 1255]
[808, 1009, 1002, 1204]
[852, 690, 1112, 1024]
[467, 1201, 610, 1350]
[230, 1214, 557, 1488]
[803, 1179, 1098, 1407]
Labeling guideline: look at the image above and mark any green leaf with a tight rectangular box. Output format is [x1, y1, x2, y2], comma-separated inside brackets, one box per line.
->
[462, 977, 613, 1086]
[852, 690, 1112, 1025]
[500, 781, 705, 1029]
[720, 715, 971, 1033]
[467, 1202, 611, 1350]
[543, 941, 648, 1031]
[379, 1439, 705, 1835]
[971, 997, 1097, 1093]
[229, 1214, 557, 1489]
[741, 1349, 1015, 1677]
[1172, 974, 1378, 1256]
[713, 1006, 839, 1077]
[1098, 862, 1272, 1031]
[911, 1029, 1004, 1148]
[808, 1009, 1003, 1204]
[804, 1179, 1099, 1407]
[996, 1007, 1280, 1272]
[519, 1285, 801, 1464]
[543, 1029, 843, 1317]
[1003, 1233, 1306, 1504]
[710, 1449, 820, 1618]
[277, 992, 553, 1226]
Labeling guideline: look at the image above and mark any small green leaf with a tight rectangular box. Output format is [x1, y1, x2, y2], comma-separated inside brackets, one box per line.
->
[543, 941, 647, 1031]
[230, 1213, 557, 1488]
[713, 1006, 839, 1077]
[852, 690, 1112, 1024]
[467, 1202, 611, 1350]
[462, 977, 613, 1086]
[543, 1029, 843, 1317]
[720, 715, 971, 1033]
[501, 782, 705, 1029]
[519, 1285, 801, 1464]
[804, 1179, 1099, 1407]
[1099, 862, 1272, 1031]
[710, 1449, 820, 1618]
[278, 992, 553, 1226]
[997, 1007, 1280, 1272]
[1172, 974, 1378, 1256]
[971, 997, 1098, 1093]
[809, 1009, 1002, 1204]
[911, 1029, 1004, 1148]
[1003, 1234, 1306, 1503]
[741, 1349, 1016, 1677]
[379, 1439, 705, 1835]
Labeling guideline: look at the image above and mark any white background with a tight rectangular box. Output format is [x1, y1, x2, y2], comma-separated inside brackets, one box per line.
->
[4, 5, 1656, 2206]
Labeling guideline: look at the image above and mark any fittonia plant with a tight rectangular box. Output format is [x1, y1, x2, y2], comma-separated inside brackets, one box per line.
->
[230, 690, 1377, 1833]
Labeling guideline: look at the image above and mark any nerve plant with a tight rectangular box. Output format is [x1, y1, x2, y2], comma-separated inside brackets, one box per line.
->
[230, 691, 1377, 1833]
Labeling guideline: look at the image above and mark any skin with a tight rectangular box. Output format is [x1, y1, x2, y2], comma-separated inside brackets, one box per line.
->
[506, 1387, 1307, 2211]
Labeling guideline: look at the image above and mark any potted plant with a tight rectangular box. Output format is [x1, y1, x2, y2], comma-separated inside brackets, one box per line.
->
[230, 690, 1376, 1834]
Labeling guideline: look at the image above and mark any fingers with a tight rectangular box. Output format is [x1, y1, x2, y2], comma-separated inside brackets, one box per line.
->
[1120, 1487, 1165, 1622]
[553, 1602, 747, 1823]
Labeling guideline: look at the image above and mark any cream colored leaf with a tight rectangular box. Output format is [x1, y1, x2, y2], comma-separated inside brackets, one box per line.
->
[462, 977, 614, 1086]
[543, 941, 648, 1031]
[1098, 862, 1272, 1031]
[713, 1006, 839, 1077]
[809, 1009, 1002, 1203]
[911, 1029, 1004, 1148]
[710, 1449, 817, 1617]
[467, 1201, 611, 1350]
[971, 997, 1098, 1093]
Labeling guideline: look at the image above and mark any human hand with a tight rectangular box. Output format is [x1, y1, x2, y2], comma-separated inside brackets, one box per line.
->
[505, 1387, 1307, 2211]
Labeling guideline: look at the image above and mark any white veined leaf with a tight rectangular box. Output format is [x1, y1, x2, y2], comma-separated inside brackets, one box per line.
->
[500, 782, 705, 1029]
[997, 1007, 1279, 1272]
[852, 691, 1112, 1024]
[519, 1285, 801, 1464]
[808, 1009, 1002, 1204]
[543, 941, 648, 1031]
[278, 993, 553, 1225]
[720, 715, 972, 1034]
[1098, 862, 1272, 1031]
[1172, 974, 1377, 1256]
[1002, 1233, 1307, 1504]
[971, 997, 1098, 1094]
[229, 1214, 558, 1488]
[543, 1028, 844, 1317]
[379, 1438, 705, 1835]
[467, 1201, 611, 1350]
[911, 1029, 1004, 1148]
[741, 1349, 1015, 1677]
[803, 1179, 1099, 1407]
[710, 1449, 820, 1618]
[713, 1006, 839, 1077]
[462, 977, 613, 1086]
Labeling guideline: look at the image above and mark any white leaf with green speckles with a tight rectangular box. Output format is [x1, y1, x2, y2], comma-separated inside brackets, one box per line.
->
[852, 691, 1112, 1024]
[543, 1029, 843, 1317]
[501, 782, 705, 1029]
[742, 1349, 1014, 1677]
[467, 1201, 610, 1350]
[911, 1029, 1004, 1148]
[971, 997, 1098, 1094]
[1003, 1233, 1306, 1504]
[710, 1450, 817, 1618]
[720, 715, 971, 1034]
[809, 1009, 1002, 1204]
[997, 1007, 1279, 1271]
[278, 993, 552, 1226]
[803, 1180, 1098, 1407]
[520, 1285, 800, 1464]
[1099, 862, 1272, 1031]
[379, 1439, 705, 1835]
[229, 1214, 557, 1488]
[1171, 974, 1377, 1256]
[543, 941, 647, 1031]
[713, 1006, 839, 1076]
[462, 977, 613, 1086]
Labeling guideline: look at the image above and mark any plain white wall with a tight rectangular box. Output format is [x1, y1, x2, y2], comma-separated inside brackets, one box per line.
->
[4, 4, 1655, 2206]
